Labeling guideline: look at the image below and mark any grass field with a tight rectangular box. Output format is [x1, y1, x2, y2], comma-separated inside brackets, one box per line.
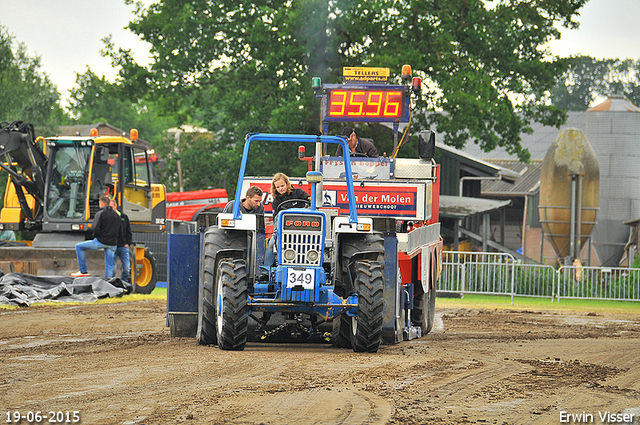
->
[3, 287, 640, 315]
[437, 293, 640, 315]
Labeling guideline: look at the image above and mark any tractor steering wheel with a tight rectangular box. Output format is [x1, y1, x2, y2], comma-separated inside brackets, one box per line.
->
[273, 198, 311, 216]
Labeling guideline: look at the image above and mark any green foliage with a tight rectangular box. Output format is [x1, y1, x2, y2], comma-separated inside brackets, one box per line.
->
[513, 266, 556, 297]
[67, 68, 173, 147]
[553, 268, 640, 301]
[154, 131, 241, 192]
[0, 26, 66, 129]
[117, 0, 587, 187]
[0, 26, 70, 209]
[154, 129, 314, 196]
[551, 56, 640, 110]
[633, 254, 640, 270]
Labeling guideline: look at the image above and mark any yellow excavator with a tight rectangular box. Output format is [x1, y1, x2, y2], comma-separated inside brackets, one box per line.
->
[0, 120, 166, 293]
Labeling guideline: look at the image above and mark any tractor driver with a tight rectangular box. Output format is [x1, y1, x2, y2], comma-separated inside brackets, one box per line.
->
[335, 126, 379, 158]
[264, 173, 310, 267]
[223, 185, 264, 214]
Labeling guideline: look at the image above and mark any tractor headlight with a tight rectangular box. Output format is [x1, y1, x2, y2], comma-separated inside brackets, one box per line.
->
[306, 250, 319, 263]
[283, 249, 296, 262]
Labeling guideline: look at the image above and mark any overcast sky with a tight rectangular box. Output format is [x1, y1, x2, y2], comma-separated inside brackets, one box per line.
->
[1, 0, 639, 108]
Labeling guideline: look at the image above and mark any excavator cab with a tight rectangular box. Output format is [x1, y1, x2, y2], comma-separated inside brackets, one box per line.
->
[104, 143, 155, 224]
[41, 136, 162, 233]
[45, 141, 93, 220]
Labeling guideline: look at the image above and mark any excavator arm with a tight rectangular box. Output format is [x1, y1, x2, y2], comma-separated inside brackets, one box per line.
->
[0, 121, 48, 224]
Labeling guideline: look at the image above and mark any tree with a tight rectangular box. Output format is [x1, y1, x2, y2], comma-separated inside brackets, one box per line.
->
[68, 67, 174, 148]
[0, 26, 67, 130]
[622, 60, 640, 107]
[114, 0, 588, 192]
[551, 56, 640, 110]
[0, 26, 70, 209]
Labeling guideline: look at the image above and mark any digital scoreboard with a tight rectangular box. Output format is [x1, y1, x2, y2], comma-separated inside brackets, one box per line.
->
[321, 84, 410, 123]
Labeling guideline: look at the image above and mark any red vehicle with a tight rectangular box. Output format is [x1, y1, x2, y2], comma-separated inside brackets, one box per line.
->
[166, 188, 228, 222]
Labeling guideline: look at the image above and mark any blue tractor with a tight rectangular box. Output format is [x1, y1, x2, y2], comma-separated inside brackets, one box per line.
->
[195, 133, 386, 352]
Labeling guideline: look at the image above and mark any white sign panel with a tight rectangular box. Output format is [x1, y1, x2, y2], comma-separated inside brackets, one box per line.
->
[322, 158, 391, 180]
[287, 268, 315, 290]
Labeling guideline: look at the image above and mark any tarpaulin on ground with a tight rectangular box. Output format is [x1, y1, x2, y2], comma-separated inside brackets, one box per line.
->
[0, 272, 132, 306]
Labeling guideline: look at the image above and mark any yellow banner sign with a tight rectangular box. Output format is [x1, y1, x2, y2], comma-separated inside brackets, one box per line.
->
[343, 67, 390, 83]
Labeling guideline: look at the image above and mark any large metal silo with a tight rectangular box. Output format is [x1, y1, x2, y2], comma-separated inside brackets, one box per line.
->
[586, 95, 640, 266]
[539, 129, 599, 261]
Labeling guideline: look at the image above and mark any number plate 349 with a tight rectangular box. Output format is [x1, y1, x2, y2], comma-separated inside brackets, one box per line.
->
[286, 268, 314, 290]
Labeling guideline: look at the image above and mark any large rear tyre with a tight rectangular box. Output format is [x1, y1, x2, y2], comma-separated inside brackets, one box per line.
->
[196, 261, 217, 345]
[341, 233, 385, 264]
[412, 287, 436, 336]
[350, 260, 384, 353]
[339, 233, 384, 297]
[331, 313, 352, 349]
[133, 248, 157, 294]
[196, 228, 246, 346]
[215, 259, 248, 350]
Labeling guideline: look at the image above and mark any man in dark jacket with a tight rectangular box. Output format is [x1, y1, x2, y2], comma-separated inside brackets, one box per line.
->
[110, 198, 133, 283]
[223, 186, 264, 214]
[335, 126, 379, 158]
[71, 195, 120, 277]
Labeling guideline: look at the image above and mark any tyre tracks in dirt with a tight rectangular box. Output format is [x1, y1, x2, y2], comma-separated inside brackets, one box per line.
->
[2, 301, 640, 424]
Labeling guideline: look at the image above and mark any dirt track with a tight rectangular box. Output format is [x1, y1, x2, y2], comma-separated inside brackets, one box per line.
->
[2, 299, 640, 425]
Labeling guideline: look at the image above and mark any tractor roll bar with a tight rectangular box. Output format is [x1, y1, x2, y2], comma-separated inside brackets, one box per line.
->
[233, 133, 357, 223]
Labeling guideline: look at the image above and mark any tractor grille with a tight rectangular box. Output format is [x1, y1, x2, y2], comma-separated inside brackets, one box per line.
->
[281, 232, 323, 266]
[280, 213, 324, 267]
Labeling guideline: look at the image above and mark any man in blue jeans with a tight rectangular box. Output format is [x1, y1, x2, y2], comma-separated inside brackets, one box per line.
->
[110, 198, 132, 283]
[71, 195, 120, 277]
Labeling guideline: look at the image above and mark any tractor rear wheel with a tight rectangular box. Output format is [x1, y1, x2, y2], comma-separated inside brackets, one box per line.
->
[350, 260, 384, 353]
[197, 228, 246, 346]
[331, 313, 352, 349]
[339, 233, 384, 297]
[412, 287, 436, 336]
[341, 233, 384, 265]
[215, 259, 248, 350]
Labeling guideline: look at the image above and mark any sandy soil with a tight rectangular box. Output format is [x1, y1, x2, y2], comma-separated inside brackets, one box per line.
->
[2, 299, 640, 425]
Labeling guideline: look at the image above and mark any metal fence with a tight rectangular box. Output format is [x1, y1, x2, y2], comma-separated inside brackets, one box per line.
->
[134, 220, 197, 282]
[513, 263, 556, 299]
[556, 265, 640, 302]
[439, 251, 640, 303]
[440, 251, 514, 294]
